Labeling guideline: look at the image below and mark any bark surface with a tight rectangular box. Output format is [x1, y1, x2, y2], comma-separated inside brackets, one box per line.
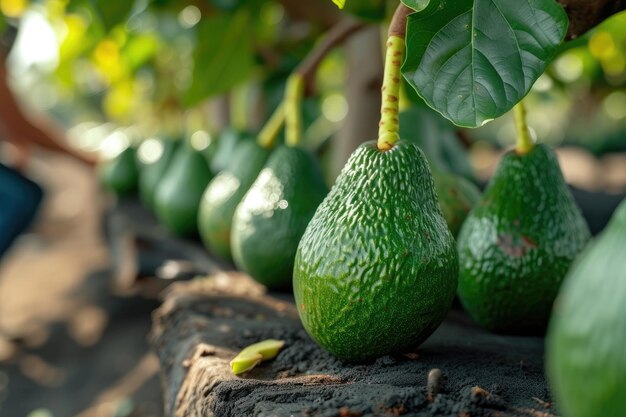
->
[151, 273, 558, 417]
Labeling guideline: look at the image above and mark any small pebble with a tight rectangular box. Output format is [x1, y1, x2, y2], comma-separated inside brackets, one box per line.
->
[427, 368, 446, 400]
[470, 386, 492, 402]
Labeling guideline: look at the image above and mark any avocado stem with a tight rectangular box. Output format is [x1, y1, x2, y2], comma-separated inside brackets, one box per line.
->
[257, 103, 285, 149]
[377, 35, 405, 151]
[285, 75, 305, 147]
[377, 4, 411, 151]
[514, 101, 534, 155]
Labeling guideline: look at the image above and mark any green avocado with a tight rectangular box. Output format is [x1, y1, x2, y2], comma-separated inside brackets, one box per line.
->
[210, 128, 253, 174]
[198, 141, 271, 260]
[231, 146, 328, 289]
[138, 139, 179, 210]
[433, 169, 481, 237]
[154, 145, 213, 236]
[294, 141, 458, 362]
[457, 144, 590, 334]
[547, 199, 626, 417]
[98, 146, 139, 197]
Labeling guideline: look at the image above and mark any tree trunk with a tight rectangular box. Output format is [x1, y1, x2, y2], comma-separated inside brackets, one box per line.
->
[150, 273, 554, 417]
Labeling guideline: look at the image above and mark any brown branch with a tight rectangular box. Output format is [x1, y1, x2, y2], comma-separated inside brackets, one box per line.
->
[278, 0, 343, 29]
[388, 4, 412, 38]
[295, 18, 368, 94]
[558, 0, 626, 39]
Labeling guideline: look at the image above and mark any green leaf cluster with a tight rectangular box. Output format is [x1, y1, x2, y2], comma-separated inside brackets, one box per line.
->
[403, 0, 569, 128]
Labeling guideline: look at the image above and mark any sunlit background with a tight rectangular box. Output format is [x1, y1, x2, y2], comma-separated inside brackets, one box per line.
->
[0, 0, 625, 416]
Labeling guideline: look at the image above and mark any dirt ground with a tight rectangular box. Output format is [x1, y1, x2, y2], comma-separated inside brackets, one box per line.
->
[0, 154, 163, 417]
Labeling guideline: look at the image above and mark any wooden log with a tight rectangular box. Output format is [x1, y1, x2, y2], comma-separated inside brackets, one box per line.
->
[150, 273, 558, 417]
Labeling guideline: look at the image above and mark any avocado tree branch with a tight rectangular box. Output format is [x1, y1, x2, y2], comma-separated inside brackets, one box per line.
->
[257, 103, 286, 149]
[278, 0, 342, 28]
[294, 18, 368, 95]
[388, 3, 411, 39]
[558, 0, 626, 39]
[285, 75, 305, 146]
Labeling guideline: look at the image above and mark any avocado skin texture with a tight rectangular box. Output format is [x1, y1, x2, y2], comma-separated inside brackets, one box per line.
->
[154, 146, 213, 236]
[457, 144, 590, 334]
[547, 200, 626, 417]
[231, 146, 328, 289]
[99, 147, 139, 197]
[198, 141, 271, 260]
[139, 140, 179, 210]
[294, 141, 458, 362]
[433, 169, 481, 237]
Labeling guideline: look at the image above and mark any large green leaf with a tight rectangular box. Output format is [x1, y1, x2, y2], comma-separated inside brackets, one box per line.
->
[403, 0, 568, 128]
[0, 14, 6, 34]
[184, 11, 254, 107]
[400, 0, 430, 11]
[210, 0, 249, 12]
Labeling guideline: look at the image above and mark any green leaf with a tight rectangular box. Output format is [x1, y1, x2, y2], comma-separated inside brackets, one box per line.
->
[0, 13, 6, 35]
[122, 34, 159, 71]
[90, 0, 136, 31]
[332, 0, 346, 9]
[403, 0, 568, 128]
[184, 10, 254, 107]
[344, 0, 386, 21]
[210, 0, 247, 12]
[400, 0, 430, 11]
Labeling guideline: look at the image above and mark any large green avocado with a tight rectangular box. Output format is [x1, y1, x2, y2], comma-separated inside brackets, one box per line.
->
[457, 144, 590, 334]
[432, 169, 481, 237]
[138, 139, 179, 210]
[154, 145, 213, 236]
[198, 141, 271, 260]
[210, 128, 253, 174]
[294, 141, 458, 362]
[231, 146, 328, 289]
[98, 146, 139, 197]
[547, 199, 626, 417]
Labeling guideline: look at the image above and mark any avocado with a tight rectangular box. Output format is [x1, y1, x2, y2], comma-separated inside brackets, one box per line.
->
[210, 128, 253, 174]
[457, 144, 590, 334]
[138, 139, 179, 210]
[293, 141, 458, 362]
[198, 141, 271, 260]
[433, 168, 481, 237]
[154, 145, 213, 236]
[98, 146, 139, 197]
[547, 199, 626, 417]
[231, 146, 328, 289]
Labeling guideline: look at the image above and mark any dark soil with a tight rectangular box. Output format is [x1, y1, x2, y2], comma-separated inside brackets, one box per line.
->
[151, 274, 557, 417]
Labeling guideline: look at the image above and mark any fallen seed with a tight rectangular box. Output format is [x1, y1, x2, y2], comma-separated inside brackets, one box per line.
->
[230, 351, 263, 375]
[230, 339, 285, 375]
[239, 339, 285, 360]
